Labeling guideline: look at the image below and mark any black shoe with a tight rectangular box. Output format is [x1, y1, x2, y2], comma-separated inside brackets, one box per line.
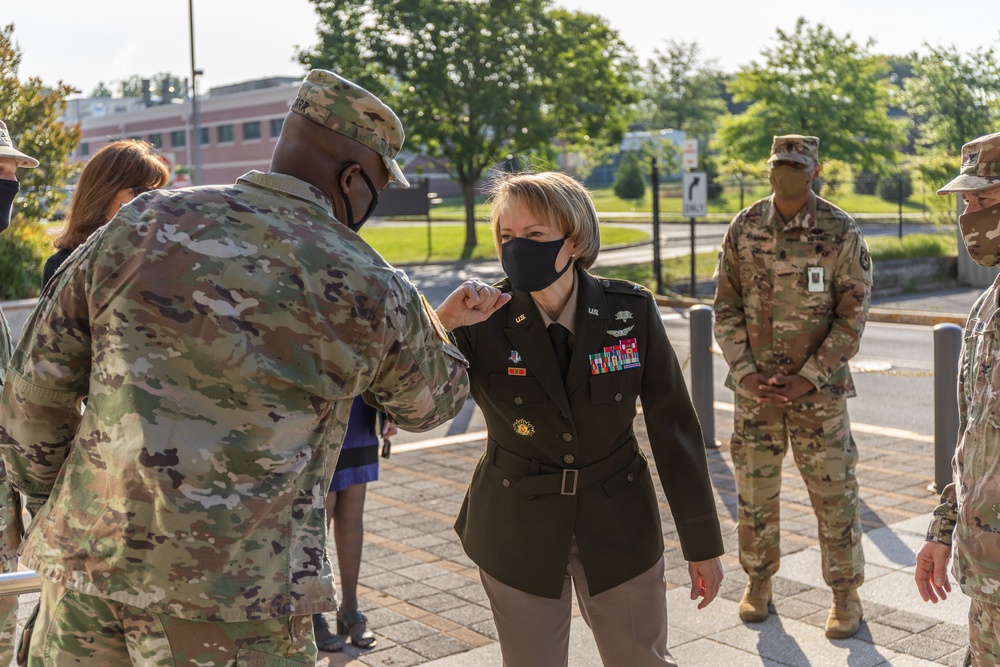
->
[312, 613, 344, 652]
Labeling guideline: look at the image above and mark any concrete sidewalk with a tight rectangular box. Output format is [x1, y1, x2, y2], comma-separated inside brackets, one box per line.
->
[302, 392, 971, 667]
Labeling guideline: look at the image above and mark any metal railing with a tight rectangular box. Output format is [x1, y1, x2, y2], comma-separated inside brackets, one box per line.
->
[0, 570, 40, 597]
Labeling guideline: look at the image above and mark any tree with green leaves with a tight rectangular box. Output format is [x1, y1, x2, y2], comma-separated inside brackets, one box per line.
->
[614, 151, 646, 204]
[298, 0, 637, 249]
[635, 40, 726, 145]
[0, 23, 79, 224]
[717, 18, 904, 173]
[902, 44, 999, 156]
[90, 81, 113, 98]
[118, 73, 185, 103]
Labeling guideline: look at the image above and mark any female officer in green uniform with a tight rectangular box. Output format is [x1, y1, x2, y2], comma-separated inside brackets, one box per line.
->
[435, 171, 724, 667]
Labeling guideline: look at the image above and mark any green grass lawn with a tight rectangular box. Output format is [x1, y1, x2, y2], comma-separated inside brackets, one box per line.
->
[359, 222, 649, 264]
[428, 184, 935, 221]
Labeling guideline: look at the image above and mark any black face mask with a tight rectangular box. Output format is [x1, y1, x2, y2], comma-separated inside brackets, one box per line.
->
[339, 165, 380, 232]
[501, 235, 573, 292]
[0, 179, 18, 234]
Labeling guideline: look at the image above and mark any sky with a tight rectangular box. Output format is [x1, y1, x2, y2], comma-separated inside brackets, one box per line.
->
[6, 0, 1000, 98]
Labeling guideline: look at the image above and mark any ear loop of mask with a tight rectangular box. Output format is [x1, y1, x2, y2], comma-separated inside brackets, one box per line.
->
[339, 164, 380, 232]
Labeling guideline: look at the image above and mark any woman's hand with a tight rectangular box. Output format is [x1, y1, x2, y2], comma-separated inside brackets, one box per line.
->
[436, 279, 511, 331]
[688, 557, 724, 609]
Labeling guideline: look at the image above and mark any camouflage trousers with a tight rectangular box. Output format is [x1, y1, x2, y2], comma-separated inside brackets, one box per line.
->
[731, 396, 864, 590]
[0, 559, 16, 666]
[26, 579, 317, 666]
[966, 597, 1000, 666]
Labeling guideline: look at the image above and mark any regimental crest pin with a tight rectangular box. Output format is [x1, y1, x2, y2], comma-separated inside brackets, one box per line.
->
[588, 307, 600, 316]
[513, 419, 535, 437]
[608, 325, 634, 337]
[509, 350, 522, 364]
[515, 313, 526, 324]
[615, 310, 633, 322]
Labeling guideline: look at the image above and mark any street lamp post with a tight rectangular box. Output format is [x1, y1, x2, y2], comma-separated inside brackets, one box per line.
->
[189, 0, 203, 186]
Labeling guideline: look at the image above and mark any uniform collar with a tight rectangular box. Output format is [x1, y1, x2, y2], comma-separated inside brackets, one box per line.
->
[531, 271, 579, 335]
[766, 192, 818, 231]
[236, 171, 335, 217]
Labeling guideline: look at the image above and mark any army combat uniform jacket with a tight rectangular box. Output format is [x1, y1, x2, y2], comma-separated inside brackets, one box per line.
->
[454, 269, 724, 599]
[715, 194, 872, 402]
[927, 276, 1000, 603]
[0, 308, 19, 564]
[0, 171, 469, 622]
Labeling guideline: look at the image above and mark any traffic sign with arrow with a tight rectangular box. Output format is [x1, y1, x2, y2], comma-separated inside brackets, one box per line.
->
[683, 171, 707, 217]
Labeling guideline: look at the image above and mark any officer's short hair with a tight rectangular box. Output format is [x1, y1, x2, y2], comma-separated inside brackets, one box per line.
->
[486, 171, 601, 270]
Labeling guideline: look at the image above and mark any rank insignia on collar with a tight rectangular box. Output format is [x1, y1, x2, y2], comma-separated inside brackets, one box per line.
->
[608, 325, 634, 337]
[515, 313, 526, 323]
[513, 419, 535, 437]
[588, 307, 600, 316]
[509, 350, 522, 364]
[615, 310, 633, 322]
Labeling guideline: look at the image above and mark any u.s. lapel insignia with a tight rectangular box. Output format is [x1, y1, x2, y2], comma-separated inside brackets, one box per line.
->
[509, 350, 522, 364]
[515, 313, 526, 324]
[588, 307, 599, 316]
[513, 419, 535, 437]
[615, 310, 633, 322]
[607, 325, 634, 337]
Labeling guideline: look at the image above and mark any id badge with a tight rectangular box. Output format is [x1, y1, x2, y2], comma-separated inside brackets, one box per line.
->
[807, 266, 825, 292]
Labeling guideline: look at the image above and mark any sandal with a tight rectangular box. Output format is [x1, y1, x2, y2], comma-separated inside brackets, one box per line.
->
[312, 613, 344, 652]
[337, 606, 377, 648]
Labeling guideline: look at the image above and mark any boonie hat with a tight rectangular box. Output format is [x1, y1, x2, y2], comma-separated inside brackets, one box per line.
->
[0, 120, 39, 168]
[290, 70, 409, 188]
[768, 134, 820, 167]
[937, 132, 1000, 194]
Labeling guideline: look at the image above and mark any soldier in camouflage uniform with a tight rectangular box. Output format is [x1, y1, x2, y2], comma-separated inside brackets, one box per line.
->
[0, 120, 37, 666]
[0, 70, 506, 666]
[714, 135, 872, 639]
[916, 132, 1000, 667]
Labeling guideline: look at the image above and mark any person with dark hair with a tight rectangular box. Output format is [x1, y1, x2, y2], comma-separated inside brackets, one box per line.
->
[43, 138, 170, 286]
[0, 70, 505, 665]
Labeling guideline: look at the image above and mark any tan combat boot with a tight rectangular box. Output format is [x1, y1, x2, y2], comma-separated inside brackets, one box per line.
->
[825, 589, 863, 639]
[739, 576, 772, 623]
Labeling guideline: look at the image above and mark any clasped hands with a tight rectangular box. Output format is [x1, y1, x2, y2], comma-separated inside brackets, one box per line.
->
[740, 372, 814, 405]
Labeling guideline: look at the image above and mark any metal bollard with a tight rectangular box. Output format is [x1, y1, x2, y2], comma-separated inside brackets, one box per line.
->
[689, 305, 717, 448]
[933, 323, 963, 494]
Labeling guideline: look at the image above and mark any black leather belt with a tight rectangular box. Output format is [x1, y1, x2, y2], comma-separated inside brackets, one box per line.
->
[489, 439, 640, 497]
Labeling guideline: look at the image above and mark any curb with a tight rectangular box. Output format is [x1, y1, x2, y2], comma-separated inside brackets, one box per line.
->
[653, 294, 968, 327]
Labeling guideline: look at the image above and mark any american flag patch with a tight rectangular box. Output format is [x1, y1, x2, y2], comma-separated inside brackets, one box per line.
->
[589, 338, 640, 375]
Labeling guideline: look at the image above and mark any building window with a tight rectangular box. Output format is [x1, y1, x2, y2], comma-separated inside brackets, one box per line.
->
[217, 125, 234, 143]
[79, 142, 89, 157]
[148, 133, 163, 149]
[270, 117, 283, 138]
[199, 127, 210, 145]
[170, 130, 186, 148]
[243, 121, 261, 141]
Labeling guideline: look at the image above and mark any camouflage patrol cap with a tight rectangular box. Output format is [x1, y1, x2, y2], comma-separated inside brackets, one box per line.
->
[937, 132, 1000, 194]
[768, 134, 820, 167]
[290, 70, 409, 188]
[0, 120, 39, 168]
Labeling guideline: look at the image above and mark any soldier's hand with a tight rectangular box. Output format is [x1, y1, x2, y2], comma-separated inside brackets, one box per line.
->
[914, 540, 952, 603]
[739, 373, 772, 399]
[756, 374, 813, 405]
[688, 557, 723, 609]
[436, 279, 511, 330]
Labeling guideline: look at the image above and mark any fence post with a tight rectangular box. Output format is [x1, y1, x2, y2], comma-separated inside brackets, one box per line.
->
[689, 305, 717, 448]
[933, 323, 962, 493]
[898, 175, 904, 239]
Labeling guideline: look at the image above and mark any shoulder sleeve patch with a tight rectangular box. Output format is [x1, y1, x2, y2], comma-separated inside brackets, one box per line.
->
[421, 294, 451, 344]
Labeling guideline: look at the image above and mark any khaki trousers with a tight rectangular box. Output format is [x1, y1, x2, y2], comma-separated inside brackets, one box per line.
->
[480, 537, 675, 667]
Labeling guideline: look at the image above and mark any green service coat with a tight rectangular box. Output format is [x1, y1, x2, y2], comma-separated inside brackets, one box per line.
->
[454, 269, 723, 599]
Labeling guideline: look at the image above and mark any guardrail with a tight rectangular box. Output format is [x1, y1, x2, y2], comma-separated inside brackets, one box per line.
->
[0, 570, 40, 597]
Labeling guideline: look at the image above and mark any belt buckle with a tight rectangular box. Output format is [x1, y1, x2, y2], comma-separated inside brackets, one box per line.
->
[560, 469, 578, 496]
